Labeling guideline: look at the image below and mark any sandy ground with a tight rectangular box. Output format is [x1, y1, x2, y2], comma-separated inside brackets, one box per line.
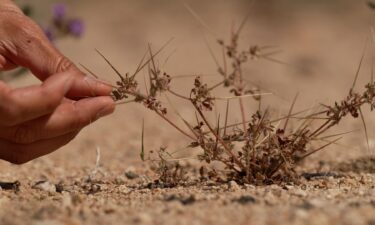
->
[1, 0, 375, 224]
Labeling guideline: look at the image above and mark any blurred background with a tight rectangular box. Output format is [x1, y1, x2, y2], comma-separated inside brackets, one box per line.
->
[1, 0, 375, 178]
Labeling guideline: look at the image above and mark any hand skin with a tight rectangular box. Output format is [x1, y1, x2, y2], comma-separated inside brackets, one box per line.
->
[0, 0, 115, 164]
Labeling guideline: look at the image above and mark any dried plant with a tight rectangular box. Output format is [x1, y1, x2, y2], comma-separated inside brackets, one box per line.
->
[83, 13, 375, 186]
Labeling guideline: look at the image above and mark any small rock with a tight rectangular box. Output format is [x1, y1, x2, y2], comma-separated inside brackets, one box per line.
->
[119, 185, 132, 194]
[125, 167, 139, 180]
[33, 181, 56, 193]
[55, 182, 64, 193]
[0, 181, 20, 192]
[244, 184, 256, 190]
[202, 185, 220, 191]
[88, 184, 101, 194]
[232, 195, 256, 205]
[297, 201, 314, 210]
[228, 180, 240, 191]
[291, 188, 307, 198]
[163, 194, 196, 205]
[284, 185, 294, 190]
[114, 176, 126, 185]
[201, 193, 217, 201]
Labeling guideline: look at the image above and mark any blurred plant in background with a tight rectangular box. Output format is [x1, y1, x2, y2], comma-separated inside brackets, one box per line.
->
[0, 3, 85, 81]
[44, 3, 84, 41]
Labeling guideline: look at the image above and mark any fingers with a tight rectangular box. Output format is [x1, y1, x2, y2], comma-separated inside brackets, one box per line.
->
[0, 54, 17, 71]
[0, 8, 72, 79]
[67, 74, 114, 99]
[0, 10, 112, 98]
[0, 0, 24, 14]
[0, 96, 115, 143]
[0, 131, 79, 164]
[0, 72, 73, 126]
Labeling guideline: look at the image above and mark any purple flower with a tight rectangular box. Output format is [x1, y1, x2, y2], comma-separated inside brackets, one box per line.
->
[68, 19, 84, 37]
[53, 3, 66, 20]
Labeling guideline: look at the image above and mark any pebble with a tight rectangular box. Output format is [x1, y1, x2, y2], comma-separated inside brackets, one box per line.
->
[120, 185, 132, 194]
[125, 167, 140, 180]
[244, 184, 256, 190]
[228, 180, 240, 191]
[163, 194, 196, 205]
[232, 195, 256, 205]
[291, 188, 307, 198]
[33, 181, 56, 193]
[202, 185, 220, 191]
[284, 185, 294, 190]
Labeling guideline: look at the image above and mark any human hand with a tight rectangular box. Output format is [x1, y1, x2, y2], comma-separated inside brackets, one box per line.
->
[0, 0, 115, 164]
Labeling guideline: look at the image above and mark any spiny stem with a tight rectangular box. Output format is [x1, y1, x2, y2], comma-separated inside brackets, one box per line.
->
[224, 99, 230, 136]
[154, 110, 196, 141]
[239, 98, 247, 132]
[192, 101, 245, 170]
[283, 92, 299, 132]
[351, 39, 367, 91]
[167, 89, 191, 101]
[297, 137, 342, 161]
[359, 108, 370, 152]
[309, 119, 331, 138]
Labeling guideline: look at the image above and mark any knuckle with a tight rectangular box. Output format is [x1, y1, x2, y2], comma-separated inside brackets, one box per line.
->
[55, 56, 75, 73]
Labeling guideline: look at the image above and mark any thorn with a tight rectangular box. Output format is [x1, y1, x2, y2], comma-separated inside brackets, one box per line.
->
[283, 92, 299, 132]
[95, 49, 125, 80]
[140, 119, 145, 161]
[359, 108, 370, 152]
[351, 38, 368, 91]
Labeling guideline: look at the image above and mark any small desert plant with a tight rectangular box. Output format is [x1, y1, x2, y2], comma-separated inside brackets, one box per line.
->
[84, 11, 374, 185]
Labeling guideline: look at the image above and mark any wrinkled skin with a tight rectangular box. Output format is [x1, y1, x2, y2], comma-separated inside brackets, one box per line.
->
[0, 0, 115, 164]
